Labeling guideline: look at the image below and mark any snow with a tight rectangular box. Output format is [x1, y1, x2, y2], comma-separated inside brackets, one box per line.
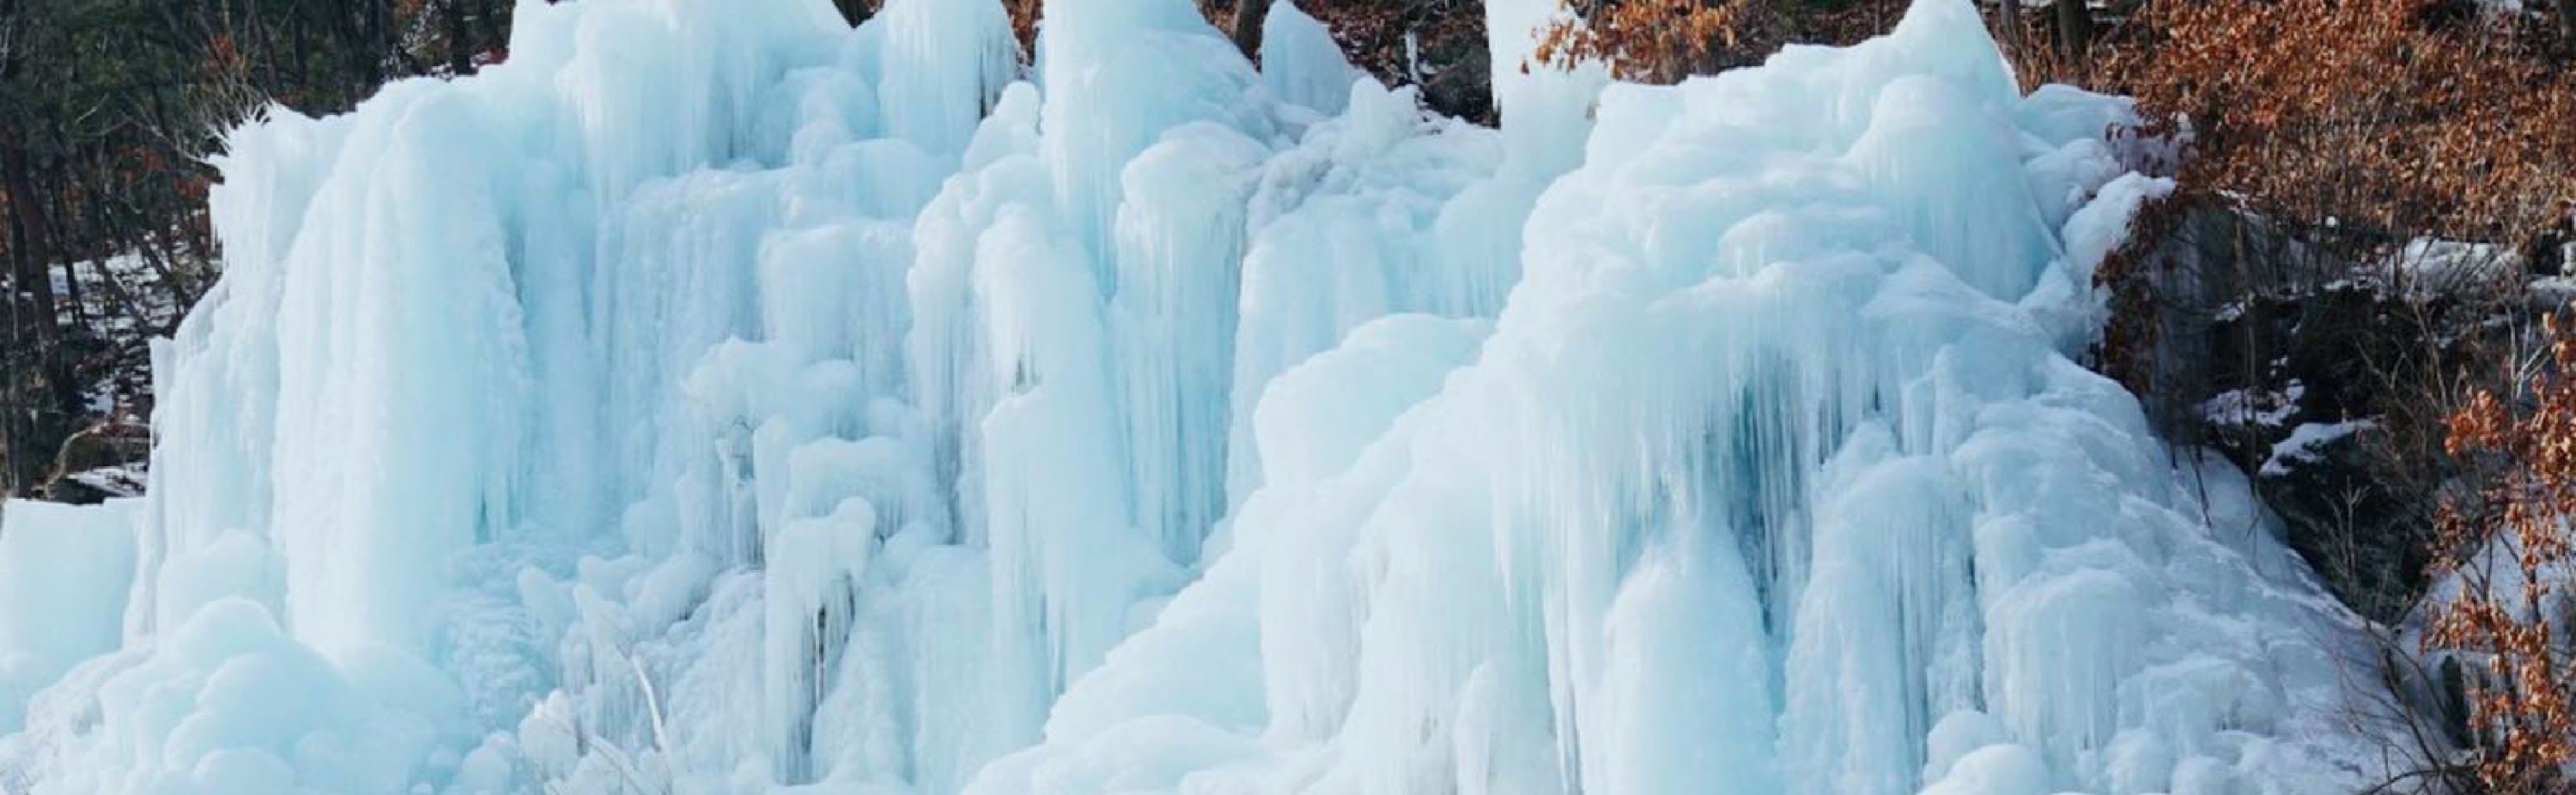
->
[2198, 380, 2306, 429]
[0, 0, 2397, 793]
[2383, 236, 2517, 294]
[2261, 419, 2374, 477]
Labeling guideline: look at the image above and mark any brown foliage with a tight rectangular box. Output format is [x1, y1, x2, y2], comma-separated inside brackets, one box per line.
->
[1534, 0, 1781, 82]
[1010, 0, 1042, 60]
[2091, 0, 2576, 254]
[2428, 314, 2576, 792]
[1528, 0, 1910, 83]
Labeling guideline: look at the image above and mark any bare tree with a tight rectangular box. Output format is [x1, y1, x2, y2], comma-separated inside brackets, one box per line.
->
[1998, 0, 2025, 60]
[1231, 0, 1273, 61]
[2054, 0, 2089, 63]
[2558, 0, 2576, 55]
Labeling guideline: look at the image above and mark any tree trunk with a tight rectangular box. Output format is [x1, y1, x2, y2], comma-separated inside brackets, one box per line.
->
[1230, 0, 1273, 62]
[292, 6, 313, 89]
[834, 0, 872, 27]
[1997, 0, 2024, 61]
[361, 0, 391, 94]
[3, 145, 63, 355]
[2055, 0, 2092, 65]
[0, 142, 85, 496]
[2558, 0, 2576, 58]
[475, 0, 504, 63]
[0, 148, 24, 495]
[446, 0, 474, 75]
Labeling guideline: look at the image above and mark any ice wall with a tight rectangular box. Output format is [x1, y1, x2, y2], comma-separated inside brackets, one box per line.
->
[0, 0, 2390, 793]
[964, 4, 2376, 793]
[0, 500, 138, 734]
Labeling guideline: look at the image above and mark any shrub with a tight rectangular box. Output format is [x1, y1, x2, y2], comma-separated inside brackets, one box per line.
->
[1534, 0, 1780, 82]
[2428, 313, 2576, 792]
[1531, 0, 1908, 83]
[2093, 0, 2576, 255]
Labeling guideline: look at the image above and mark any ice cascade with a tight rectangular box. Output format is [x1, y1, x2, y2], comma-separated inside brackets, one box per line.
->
[0, 0, 2385, 793]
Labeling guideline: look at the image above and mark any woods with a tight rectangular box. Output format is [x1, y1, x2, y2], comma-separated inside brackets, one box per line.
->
[0, 0, 519, 498]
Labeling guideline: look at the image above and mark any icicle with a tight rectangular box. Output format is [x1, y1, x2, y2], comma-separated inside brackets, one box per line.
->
[876, 0, 1018, 156]
[1109, 124, 1269, 566]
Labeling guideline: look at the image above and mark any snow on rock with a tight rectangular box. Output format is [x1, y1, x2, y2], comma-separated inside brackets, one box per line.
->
[2200, 380, 2306, 429]
[2262, 419, 2376, 477]
[0, 0, 2392, 793]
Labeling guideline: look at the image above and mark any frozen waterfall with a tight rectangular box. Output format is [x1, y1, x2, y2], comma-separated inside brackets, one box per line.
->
[0, 0, 2388, 793]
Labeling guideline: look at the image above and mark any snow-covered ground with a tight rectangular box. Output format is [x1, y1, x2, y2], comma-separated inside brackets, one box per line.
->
[0, 0, 2397, 793]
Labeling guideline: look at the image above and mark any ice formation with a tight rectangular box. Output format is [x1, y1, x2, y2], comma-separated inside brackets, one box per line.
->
[0, 0, 2390, 793]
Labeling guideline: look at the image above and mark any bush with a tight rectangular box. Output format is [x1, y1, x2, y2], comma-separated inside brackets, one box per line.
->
[1533, 0, 1908, 82]
[2094, 0, 2575, 255]
[2428, 314, 2576, 792]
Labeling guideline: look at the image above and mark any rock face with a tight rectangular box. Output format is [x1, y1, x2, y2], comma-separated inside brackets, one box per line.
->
[2097, 195, 2539, 623]
[1300, 0, 1498, 123]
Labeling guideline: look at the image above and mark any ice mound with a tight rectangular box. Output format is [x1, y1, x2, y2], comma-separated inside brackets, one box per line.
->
[964, 3, 2372, 795]
[0, 0, 2385, 792]
[0, 499, 138, 734]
